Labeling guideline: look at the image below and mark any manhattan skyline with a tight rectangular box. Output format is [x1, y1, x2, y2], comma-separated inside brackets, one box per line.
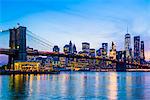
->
[0, 0, 150, 60]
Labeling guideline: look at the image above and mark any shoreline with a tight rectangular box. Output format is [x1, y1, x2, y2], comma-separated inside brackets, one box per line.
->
[0, 70, 60, 75]
[1, 69, 150, 75]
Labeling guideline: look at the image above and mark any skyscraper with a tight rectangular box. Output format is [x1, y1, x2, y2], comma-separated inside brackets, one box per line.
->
[134, 36, 140, 62]
[69, 41, 73, 54]
[109, 42, 116, 60]
[125, 32, 131, 60]
[82, 42, 90, 55]
[140, 41, 145, 63]
[102, 43, 108, 57]
[73, 44, 77, 54]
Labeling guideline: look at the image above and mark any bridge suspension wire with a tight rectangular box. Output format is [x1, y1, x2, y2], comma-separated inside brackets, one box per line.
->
[26, 30, 54, 50]
[27, 33, 51, 50]
[27, 30, 54, 46]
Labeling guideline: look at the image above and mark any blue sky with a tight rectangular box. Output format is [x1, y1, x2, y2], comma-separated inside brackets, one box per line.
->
[0, 0, 150, 60]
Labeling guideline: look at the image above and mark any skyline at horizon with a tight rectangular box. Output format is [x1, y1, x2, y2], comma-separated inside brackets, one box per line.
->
[0, 0, 150, 61]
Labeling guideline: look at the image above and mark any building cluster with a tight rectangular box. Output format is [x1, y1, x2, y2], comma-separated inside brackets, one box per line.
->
[26, 31, 146, 70]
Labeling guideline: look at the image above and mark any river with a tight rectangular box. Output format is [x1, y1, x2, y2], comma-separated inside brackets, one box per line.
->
[0, 72, 150, 100]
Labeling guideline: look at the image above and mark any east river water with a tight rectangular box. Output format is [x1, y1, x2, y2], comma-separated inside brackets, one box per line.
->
[0, 72, 150, 100]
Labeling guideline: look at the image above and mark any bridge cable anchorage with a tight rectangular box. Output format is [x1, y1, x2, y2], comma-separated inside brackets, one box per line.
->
[27, 30, 54, 46]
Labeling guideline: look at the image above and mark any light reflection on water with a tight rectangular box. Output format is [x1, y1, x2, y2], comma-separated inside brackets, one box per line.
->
[0, 72, 150, 100]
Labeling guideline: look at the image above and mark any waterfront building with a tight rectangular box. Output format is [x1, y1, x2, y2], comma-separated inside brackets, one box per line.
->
[134, 36, 140, 63]
[109, 42, 116, 60]
[59, 57, 67, 68]
[35, 57, 52, 67]
[78, 51, 89, 68]
[89, 49, 96, 67]
[116, 51, 126, 71]
[53, 45, 60, 53]
[14, 62, 41, 71]
[102, 43, 108, 57]
[27, 47, 38, 61]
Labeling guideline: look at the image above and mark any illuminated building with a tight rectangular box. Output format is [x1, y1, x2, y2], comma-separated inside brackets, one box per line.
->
[102, 43, 108, 57]
[89, 49, 96, 67]
[78, 51, 89, 68]
[134, 36, 140, 63]
[125, 32, 132, 61]
[109, 42, 116, 60]
[59, 57, 67, 67]
[14, 62, 40, 71]
[140, 41, 145, 64]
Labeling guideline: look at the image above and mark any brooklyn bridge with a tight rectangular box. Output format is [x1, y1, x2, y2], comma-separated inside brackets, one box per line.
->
[0, 25, 149, 72]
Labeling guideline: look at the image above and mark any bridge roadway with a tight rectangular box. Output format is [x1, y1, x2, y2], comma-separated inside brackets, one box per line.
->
[0, 48, 149, 68]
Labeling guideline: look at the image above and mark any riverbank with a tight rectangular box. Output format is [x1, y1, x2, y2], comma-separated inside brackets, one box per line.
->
[0, 70, 60, 75]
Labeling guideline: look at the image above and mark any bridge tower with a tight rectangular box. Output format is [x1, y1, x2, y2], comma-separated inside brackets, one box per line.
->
[8, 26, 27, 68]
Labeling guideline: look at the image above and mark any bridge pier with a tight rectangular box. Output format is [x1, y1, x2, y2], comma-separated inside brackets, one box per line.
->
[8, 26, 27, 69]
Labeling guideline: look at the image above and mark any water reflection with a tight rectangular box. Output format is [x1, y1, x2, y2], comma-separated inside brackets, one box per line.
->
[107, 73, 118, 100]
[0, 72, 150, 99]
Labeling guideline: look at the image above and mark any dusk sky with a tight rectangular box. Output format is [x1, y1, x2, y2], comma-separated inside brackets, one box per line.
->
[0, 0, 150, 61]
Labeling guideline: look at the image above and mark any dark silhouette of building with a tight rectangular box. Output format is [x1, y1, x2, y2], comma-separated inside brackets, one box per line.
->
[134, 36, 140, 63]
[53, 45, 60, 53]
[73, 44, 77, 54]
[140, 41, 145, 64]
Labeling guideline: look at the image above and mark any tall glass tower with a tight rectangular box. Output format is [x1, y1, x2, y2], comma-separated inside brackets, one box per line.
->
[134, 36, 140, 62]
[124, 31, 131, 60]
